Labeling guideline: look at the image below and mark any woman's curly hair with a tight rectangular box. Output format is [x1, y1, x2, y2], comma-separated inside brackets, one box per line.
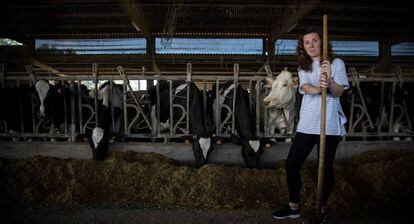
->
[296, 26, 334, 72]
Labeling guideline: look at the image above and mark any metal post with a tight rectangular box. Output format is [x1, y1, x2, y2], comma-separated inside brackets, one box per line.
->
[203, 80, 207, 129]
[232, 63, 239, 133]
[117, 66, 151, 131]
[110, 81, 115, 133]
[0, 64, 5, 88]
[186, 63, 192, 134]
[215, 79, 220, 136]
[122, 81, 128, 136]
[92, 63, 99, 127]
[156, 79, 160, 136]
[69, 79, 76, 142]
[77, 83, 84, 134]
[62, 80, 68, 134]
[388, 80, 396, 134]
[255, 79, 261, 137]
[169, 80, 174, 135]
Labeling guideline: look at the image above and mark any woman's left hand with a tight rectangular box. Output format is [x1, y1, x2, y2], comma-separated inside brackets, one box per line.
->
[319, 61, 331, 89]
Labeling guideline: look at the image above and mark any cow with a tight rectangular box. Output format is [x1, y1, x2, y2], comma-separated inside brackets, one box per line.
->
[35, 79, 93, 141]
[263, 68, 297, 143]
[340, 74, 413, 141]
[144, 80, 214, 167]
[213, 81, 263, 169]
[87, 81, 123, 161]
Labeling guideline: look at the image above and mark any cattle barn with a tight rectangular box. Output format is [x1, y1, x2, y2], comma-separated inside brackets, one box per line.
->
[0, 0, 414, 166]
[1, 1, 414, 223]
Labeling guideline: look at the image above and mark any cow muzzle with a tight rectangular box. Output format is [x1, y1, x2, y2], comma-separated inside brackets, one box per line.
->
[263, 99, 271, 107]
[39, 104, 46, 117]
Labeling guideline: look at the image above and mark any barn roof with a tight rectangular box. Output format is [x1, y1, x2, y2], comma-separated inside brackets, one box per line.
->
[1, 0, 413, 75]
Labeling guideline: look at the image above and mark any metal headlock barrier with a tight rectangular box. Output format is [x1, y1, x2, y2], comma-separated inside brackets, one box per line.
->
[0, 63, 413, 142]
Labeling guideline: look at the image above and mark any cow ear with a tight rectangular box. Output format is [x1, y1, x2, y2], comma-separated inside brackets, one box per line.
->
[265, 77, 273, 88]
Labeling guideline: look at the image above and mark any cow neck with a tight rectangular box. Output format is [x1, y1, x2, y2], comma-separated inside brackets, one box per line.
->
[174, 83, 188, 98]
[222, 84, 235, 98]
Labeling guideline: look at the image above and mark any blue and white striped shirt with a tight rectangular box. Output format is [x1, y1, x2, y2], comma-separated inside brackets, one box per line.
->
[296, 58, 349, 136]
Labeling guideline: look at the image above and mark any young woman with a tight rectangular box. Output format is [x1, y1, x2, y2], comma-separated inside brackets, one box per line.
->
[272, 26, 349, 221]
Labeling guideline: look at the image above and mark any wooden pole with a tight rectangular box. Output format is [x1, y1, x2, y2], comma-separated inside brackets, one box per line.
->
[315, 14, 328, 222]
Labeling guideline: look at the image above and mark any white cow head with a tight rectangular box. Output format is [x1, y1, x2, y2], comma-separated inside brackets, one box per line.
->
[35, 79, 50, 117]
[263, 68, 296, 108]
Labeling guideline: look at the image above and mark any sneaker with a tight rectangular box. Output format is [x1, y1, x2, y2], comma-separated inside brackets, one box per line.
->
[272, 205, 301, 219]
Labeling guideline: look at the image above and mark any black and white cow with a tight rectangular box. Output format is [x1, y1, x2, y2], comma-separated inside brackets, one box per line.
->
[35, 80, 72, 135]
[145, 81, 214, 167]
[88, 81, 123, 161]
[213, 81, 263, 169]
[341, 77, 413, 140]
[263, 68, 297, 143]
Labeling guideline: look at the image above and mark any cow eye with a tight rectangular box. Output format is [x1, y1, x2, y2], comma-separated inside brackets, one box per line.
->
[283, 83, 288, 87]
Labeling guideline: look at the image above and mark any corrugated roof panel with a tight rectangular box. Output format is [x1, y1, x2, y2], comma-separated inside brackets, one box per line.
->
[155, 38, 263, 55]
[276, 39, 379, 57]
[35, 38, 146, 55]
[392, 42, 414, 57]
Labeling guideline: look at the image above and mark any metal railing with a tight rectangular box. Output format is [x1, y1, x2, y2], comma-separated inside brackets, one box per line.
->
[0, 63, 413, 142]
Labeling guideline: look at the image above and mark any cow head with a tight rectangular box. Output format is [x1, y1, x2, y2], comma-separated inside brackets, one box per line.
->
[263, 68, 295, 108]
[35, 79, 51, 117]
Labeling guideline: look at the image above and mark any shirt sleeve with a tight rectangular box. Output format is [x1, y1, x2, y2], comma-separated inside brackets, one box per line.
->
[298, 69, 311, 94]
[332, 58, 349, 90]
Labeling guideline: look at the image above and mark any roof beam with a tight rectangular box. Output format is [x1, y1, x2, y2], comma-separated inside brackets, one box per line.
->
[387, 24, 414, 45]
[30, 58, 66, 77]
[118, 0, 152, 39]
[269, 0, 320, 43]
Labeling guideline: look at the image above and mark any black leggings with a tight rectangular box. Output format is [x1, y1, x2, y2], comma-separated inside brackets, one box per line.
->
[285, 132, 341, 204]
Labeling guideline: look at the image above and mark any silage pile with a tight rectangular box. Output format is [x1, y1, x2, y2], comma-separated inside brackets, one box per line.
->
[0, 149, 413, 216]
[345, 150, 414, 216]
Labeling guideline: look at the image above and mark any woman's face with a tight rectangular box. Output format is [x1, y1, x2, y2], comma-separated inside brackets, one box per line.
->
[303, 32, 321, 59]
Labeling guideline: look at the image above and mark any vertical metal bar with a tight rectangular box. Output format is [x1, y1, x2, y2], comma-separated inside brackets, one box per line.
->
[122, 81, 128, 135]
[377, 82, 385, 135]
[255, 79, 261, 137]
[110, 81, 115, 133]
[203, 80, 207, 128]
[349, 89, 355, 134]
[77, 82, 83, 134]
[232, 63, 239, 133]
[215, 79, 220, 136]
[69, 80, 76, 142]
[388, 80, 396, 133]
[249, 79, 253, 114]
[186, 63, 192, 134]
[0, 64, 5, 89]
[93, 63, 99, 127]
[156, 78, 160, 136]
[62, 80, 68, 134]
[169, 80, 174, 135]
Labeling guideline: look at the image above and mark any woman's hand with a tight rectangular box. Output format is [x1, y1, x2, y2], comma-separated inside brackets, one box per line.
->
[319, 61, 331, 89]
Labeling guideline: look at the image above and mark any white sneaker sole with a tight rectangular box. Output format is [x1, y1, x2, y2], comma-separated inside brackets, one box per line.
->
[273, 214, 301, 219]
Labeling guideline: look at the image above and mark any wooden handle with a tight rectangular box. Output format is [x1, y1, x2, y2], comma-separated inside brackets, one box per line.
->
[316, 14, 328, 222]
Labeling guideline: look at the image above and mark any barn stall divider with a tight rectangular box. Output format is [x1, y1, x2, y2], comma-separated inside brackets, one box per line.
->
[0, 63, 413, 166]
